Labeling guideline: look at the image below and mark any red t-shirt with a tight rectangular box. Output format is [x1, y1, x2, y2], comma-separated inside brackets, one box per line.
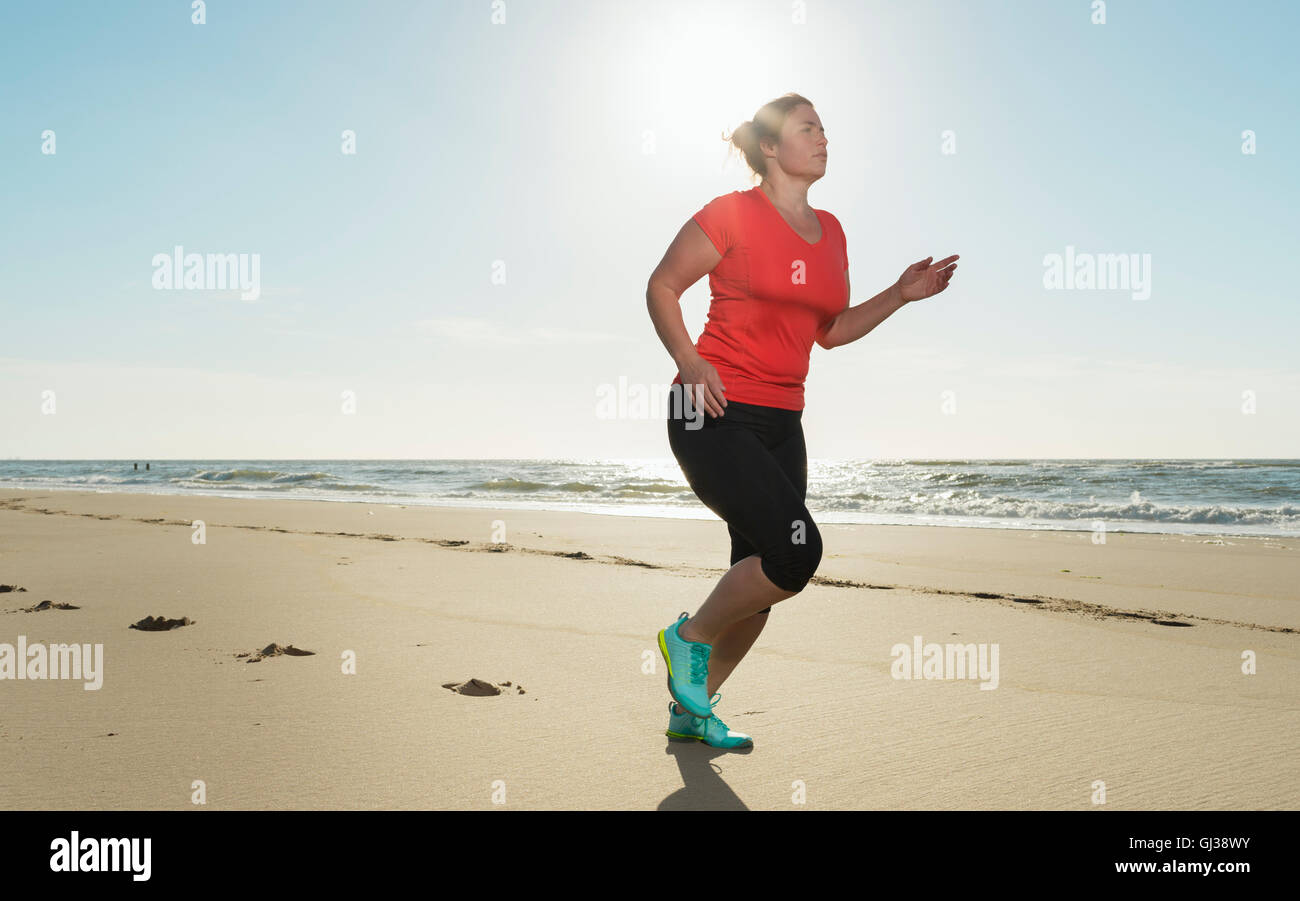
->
[671, 186, 849, 411]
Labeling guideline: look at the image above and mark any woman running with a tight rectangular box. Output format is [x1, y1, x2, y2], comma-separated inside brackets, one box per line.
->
[646, 93, 958, 749]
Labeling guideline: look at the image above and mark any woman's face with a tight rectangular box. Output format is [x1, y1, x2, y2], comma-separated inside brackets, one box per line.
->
[765, 104, 828, 180]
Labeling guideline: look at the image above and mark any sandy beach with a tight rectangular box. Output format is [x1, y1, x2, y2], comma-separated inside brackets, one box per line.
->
[1, 488, 1296, 810]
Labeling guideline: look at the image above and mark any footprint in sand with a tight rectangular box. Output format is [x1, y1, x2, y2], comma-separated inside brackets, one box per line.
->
[442, 678, 526, 696]
[236, 642, 316, 663]
[25, 600, 81, 612]
[129, 615, 194, 631]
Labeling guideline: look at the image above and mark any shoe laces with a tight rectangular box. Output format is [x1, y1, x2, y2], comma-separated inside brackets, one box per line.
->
[688, 641, 711, 683]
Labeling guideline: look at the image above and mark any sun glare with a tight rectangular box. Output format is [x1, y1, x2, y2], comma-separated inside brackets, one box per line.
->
[640, 5, 775, 160]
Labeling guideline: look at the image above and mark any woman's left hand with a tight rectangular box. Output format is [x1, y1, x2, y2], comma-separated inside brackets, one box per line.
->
[896, 254, 959, 303]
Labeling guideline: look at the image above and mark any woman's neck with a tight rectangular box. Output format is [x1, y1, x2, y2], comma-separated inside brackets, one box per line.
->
[760, 179, 813, 216]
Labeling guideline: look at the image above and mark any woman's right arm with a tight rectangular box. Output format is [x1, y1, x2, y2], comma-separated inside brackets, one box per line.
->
[646, 219, 729, 417]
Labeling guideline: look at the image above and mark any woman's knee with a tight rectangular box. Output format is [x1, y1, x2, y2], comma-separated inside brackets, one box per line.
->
[796, 521, 824, 587]
[760, 519, 823, 594]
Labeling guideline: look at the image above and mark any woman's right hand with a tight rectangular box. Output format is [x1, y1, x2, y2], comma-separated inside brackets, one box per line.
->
[676, 351, 728, 418]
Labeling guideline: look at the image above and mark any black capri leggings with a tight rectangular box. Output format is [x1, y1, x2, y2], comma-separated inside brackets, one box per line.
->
[667, 387, 824, 612]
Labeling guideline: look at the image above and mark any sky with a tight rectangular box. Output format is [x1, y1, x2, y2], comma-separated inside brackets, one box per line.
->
[1, 0, 1296, 460]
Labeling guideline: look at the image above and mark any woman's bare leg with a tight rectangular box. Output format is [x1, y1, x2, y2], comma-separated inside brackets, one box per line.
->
[703, 609, 768, 696]
[679, 555, 795, 645]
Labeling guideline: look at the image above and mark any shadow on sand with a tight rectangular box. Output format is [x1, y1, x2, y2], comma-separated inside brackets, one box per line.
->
[657, 741, 754, 810]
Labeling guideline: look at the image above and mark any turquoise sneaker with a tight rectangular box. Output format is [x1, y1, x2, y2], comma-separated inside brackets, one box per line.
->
[658, 612, 713, 718]
[666, 693, 754, 749]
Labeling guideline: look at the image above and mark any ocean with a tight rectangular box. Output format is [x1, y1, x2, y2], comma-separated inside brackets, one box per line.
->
[1, 459, 1297, 538]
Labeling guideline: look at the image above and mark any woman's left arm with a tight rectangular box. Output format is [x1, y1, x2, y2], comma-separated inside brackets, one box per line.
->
[816, 254, 958, 350]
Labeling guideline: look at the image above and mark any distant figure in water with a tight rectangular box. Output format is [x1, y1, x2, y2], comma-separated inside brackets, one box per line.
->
[146, 463, 150, 471]
[133, 463, 138, 471]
